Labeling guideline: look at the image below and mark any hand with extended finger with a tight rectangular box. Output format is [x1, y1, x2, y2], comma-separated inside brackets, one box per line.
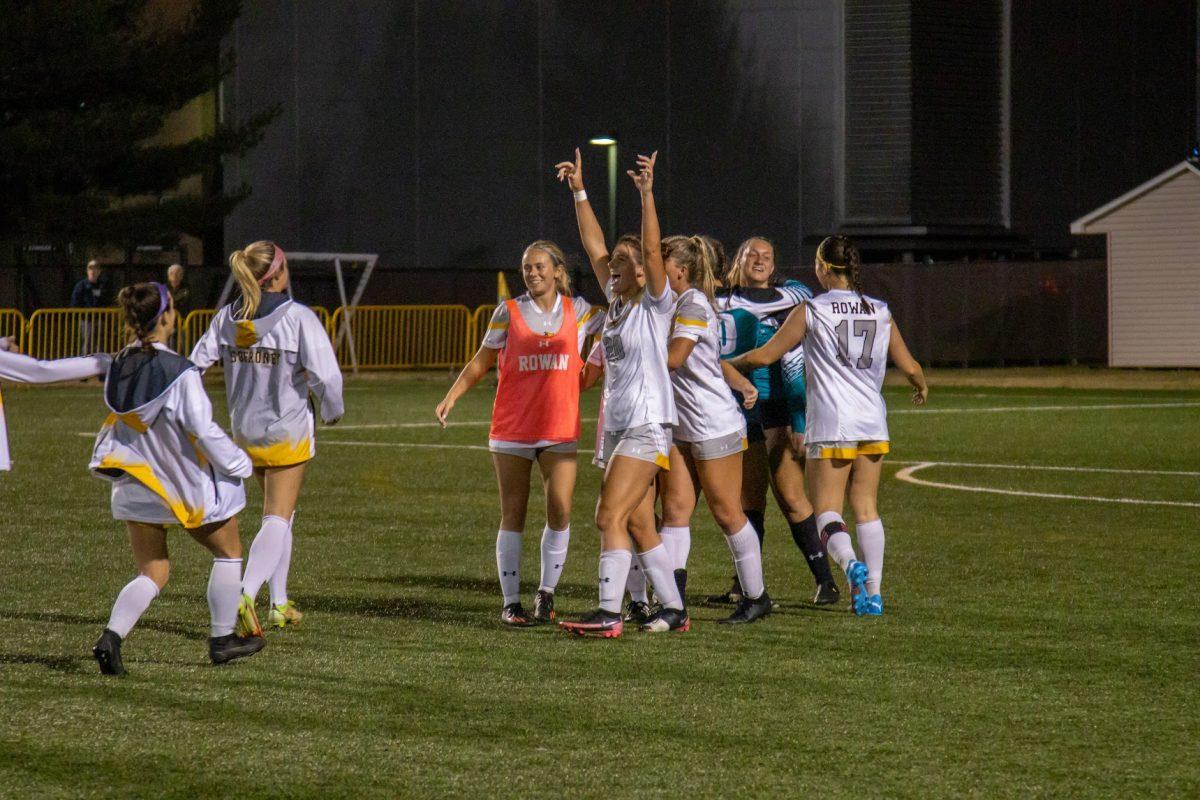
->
[554, 148, 585, 192]
[626, 151, 657, 195]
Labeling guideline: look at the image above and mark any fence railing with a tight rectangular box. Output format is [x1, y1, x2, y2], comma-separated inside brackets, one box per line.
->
[0, 309, 27, 352]
[7, 304, 499, 370]
[26, 308, 124, 359]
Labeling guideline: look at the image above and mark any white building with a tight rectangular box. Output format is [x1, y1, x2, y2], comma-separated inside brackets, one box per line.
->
[1071, 161, 1200, 368]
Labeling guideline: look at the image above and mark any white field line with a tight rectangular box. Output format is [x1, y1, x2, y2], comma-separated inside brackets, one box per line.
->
[894, 463, 1200, 509]
[890, 401, 1200, 415]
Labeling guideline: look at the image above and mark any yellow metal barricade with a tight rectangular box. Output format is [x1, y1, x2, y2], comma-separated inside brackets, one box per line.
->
[470, 304, 494, 360]
[175, 309, 216, 356]
[312, 306, 333, 340]
[0, 309, 28, 352]
[331, 305, 472, 369]
[26, 308, 123, 359]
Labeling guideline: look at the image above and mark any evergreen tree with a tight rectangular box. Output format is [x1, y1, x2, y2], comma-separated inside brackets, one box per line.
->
[0, 0, 276, 253]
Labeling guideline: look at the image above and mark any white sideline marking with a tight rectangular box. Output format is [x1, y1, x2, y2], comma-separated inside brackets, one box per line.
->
[323, 439, 598, 455]
[894, 462, 1200, 509]
[333, 417, 601, 431]
[888, 460, 1200, 478]
[891, 401, 1200, 415]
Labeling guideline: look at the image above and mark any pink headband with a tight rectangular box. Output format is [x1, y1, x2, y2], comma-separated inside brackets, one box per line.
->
[258, 243, 286, 286]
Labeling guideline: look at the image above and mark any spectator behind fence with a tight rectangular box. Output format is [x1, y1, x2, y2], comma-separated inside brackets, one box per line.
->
[72, 260, 111, 354]
[167, 264, 191, 349]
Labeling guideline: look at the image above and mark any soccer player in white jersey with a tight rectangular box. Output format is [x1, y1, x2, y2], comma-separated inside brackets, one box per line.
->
[90, 283, 263, 675]
[0, 339, 111, 472]
[730, 236, 928, 616]
[660, 234, 775, 624]
[554, 147, 688, 636]
[436, 240, 603, 626]
[191, 242, 344, 635]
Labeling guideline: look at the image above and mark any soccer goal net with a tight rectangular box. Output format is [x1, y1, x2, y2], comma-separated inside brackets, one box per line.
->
[216, 252, 378, 375]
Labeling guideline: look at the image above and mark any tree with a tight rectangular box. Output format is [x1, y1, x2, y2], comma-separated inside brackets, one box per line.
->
[0, 0, 276, 255]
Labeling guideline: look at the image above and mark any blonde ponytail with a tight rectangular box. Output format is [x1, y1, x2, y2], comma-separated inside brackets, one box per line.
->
[228, 240, 280, 320]
[664, 234, 719, 310]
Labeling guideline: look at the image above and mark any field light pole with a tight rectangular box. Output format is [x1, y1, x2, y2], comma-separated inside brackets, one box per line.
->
[589, 135, 618, 246]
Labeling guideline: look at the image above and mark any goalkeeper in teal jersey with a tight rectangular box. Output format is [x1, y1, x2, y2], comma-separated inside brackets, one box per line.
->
[710, 236, 839, 606]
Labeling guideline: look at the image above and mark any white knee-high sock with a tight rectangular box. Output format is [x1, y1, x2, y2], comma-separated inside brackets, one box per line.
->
[725, 521, 765, 600]
[817, 511, 858, 574]
[625, 552, 649, 603]
[659, 525, 691, 570]
[208, 558, 243, 637]
[599, 549, 633, 613]
[269, 513, 295, 607]
[637, 544, 682, 610]
[857, 518, 885, 596]
[242, 515, 290, 600]
[496, 529, 522, 605]
[106, 574, 159, 638]
[538, 524, 569, 593]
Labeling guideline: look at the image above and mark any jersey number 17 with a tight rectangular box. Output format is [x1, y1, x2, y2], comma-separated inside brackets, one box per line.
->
[835, 319, 876, 369]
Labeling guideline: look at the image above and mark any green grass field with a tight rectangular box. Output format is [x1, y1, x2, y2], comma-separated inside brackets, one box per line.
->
[1, 371, 1197, 798]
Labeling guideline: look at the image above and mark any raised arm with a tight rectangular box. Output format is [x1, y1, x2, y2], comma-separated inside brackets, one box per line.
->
[0, 348, 110, 383]
[556, 148, 610, 289]
[436, 346, 500, 427]
[729, 304, 807, 371]
[628, 151, 667, 298]
[887, 319, 928, 405]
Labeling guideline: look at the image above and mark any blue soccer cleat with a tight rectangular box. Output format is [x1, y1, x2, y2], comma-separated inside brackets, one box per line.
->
[864, 594, 883, 616]
[845, 560, 870, 615]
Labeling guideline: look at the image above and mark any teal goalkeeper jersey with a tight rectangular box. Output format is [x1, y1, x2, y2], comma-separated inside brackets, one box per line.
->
[717, 281, 811, 430]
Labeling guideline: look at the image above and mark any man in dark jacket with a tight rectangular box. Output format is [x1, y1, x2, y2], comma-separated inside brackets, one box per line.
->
[71, 260, 110, 354]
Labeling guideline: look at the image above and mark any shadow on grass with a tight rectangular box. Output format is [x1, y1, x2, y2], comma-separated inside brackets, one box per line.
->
[0, 610, 207, 641]
[0, 652, 86, 673]
[299, 593, 498, 630]
[354, 573, 596, 598]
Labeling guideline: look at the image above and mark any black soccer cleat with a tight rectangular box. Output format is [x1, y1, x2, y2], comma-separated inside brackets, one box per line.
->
[673, 568, 688, 603]
[209, 633, 266, 665]
[705, 575, 743, 605]
[93, 628, 127, 676]
[532, 590, 556, 623]
[623, 599, 653, 626]
[718, 591, 774, 625]
[813, 580, 840, 605]
[559, 608, 624, 638]
[501, 602, 535, 627]
[642, 606, 691, 633]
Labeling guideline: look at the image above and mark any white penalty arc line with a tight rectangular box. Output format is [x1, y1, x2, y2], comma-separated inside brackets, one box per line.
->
[894, 462, 1200, 508]
[890, 401, 1200, 415]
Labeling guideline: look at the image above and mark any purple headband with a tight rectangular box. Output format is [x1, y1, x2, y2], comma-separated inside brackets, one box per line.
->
[150, 282, 171, 326]
[258, 243, 286, 286]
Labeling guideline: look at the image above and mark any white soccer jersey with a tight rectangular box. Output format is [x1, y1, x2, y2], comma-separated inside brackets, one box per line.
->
[90, 343, 252, 528]
[481, 293, 603, 353]
[804, 290, 892, 443]
[587, 341, 606, 464]
[670, 288, 745, 442]
[191, 293, 344, 467]
[600, 281, 677, 432]
[0, 345, 111, 472]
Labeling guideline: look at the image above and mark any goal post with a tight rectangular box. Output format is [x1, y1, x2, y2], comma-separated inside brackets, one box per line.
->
[216, 252, 378, 375]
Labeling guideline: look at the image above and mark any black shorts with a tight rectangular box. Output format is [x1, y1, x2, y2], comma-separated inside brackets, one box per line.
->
[761, 394, 790, 431]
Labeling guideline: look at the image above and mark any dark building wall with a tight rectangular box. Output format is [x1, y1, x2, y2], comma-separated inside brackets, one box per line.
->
[224, 0, 844, 288]
[1009, 0, 1196, 254]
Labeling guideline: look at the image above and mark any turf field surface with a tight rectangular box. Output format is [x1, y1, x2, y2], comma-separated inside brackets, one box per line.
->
[0, 371, 1196, 798]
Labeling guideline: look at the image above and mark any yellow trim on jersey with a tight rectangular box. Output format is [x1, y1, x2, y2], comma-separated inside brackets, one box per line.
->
[654, 453, 671, 470]
[576, 307, 600, 327]
[815, 441, 890, 460]
[242, 438, 313, 467]
[103, 411, 149, 434]
[235, 320, 258, 347]
[98, 455, 205, 528]
[487, 321, 509, 331]
[674, 316, 707, 327]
